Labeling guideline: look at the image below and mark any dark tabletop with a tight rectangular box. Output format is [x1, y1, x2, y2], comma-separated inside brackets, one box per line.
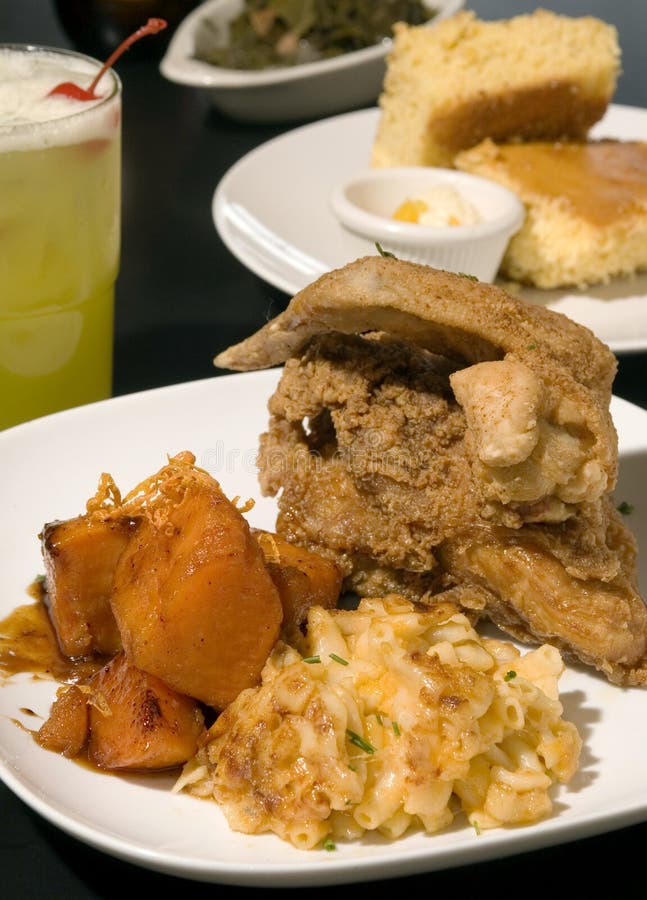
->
[2, 1, 647, 896]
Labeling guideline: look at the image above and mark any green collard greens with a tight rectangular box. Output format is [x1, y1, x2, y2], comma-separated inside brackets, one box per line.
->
[194, 0, 436, 70]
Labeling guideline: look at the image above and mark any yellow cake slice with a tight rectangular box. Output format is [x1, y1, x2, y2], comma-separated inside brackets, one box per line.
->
[455, 138, 647, 289]
[371, 9, 620, 169]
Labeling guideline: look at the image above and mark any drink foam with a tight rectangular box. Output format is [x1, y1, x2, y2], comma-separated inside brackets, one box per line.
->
[0, 48, 120, 152]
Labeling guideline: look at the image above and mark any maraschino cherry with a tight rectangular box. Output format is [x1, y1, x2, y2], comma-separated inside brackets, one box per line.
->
[48, 18, 168, 101]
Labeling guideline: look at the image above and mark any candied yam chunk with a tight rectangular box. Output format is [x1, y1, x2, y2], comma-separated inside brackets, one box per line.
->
[41, 515, 137, 658]
[35, 683, 89, 757]
[110, 452, 284, 709]
[87, 653, 205, 771]
[253, 529, 342, 628]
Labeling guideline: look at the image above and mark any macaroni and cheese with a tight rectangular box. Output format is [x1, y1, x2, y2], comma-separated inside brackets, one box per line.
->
[175, 596, 581, 850]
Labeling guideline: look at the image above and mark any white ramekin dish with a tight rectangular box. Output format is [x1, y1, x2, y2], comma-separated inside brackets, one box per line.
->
[160, 0, 465, 123]
[330, 167, 526, 282]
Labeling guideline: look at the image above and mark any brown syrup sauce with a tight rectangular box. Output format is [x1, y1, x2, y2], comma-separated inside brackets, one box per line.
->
[0, 581, 104, 684]
[0, 581, 178, 778]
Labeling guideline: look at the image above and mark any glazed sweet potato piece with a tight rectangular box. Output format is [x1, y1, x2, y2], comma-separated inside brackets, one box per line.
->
[87, 653, 205, 771]
[41, 515, 138, 658]
[35, 683, 89, 757]
[111, 455, 284, 709]
[253, 529, 343, 628]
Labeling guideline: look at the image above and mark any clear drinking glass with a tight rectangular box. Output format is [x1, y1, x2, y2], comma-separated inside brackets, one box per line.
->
[0, 44, 121, 430]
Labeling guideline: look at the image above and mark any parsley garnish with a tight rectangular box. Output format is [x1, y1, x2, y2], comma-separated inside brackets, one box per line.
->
[458, 272, 479, 281]
[504, 670, 517, 681]
[527, 342, 537, 350]
[329, 653, 349, 666]
[617, 501, 635, 516]
[472, 820, 481, 835]
[346, 729, 376, 754]
[303, 655, 321, 664]
[34, 574, 46, 584]
[322, 837, 336, 851]
[375, 242, 396, 258]
[392, 721, 401, 736]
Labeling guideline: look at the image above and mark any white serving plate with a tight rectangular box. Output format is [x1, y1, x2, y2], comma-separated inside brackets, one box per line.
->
[160, 0, 464, 122]
[213, 103, 647, 353]
[0, 373, 646, 886]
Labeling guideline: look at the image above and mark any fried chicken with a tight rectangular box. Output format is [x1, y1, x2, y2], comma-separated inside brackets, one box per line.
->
[214, 256, 647, 685]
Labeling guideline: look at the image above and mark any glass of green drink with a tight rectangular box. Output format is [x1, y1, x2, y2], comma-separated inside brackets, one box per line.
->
[0, 44, 122, 430]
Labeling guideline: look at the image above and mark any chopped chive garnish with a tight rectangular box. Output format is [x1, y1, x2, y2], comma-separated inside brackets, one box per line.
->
[303, 655, 321, 664]
[527, 342, 537, 350]
[329, 653, 349, 666]
[346, 729, 376, 754]
[375, 713, 383, 725]
[392, 721, 401, 736]
[472, 820, 481, 835]
[618, 501, 634, 516]
[504, 670, 517, 681]
[348, 762, 357, 771]
[458, 272, 478, 281]
[322, 837, 336, 851]
[35, 573, 46, 584]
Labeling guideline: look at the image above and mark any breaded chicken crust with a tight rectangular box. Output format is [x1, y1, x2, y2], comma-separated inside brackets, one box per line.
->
[214, 256, 647, 685]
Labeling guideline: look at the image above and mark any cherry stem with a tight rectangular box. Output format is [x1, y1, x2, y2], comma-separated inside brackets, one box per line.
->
[88, 18, 168, 95]
[48, 18, 168, 100]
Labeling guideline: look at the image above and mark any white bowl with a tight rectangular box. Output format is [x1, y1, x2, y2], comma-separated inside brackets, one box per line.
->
[160, 0, 465, 123]
[330, 167, 526, 282]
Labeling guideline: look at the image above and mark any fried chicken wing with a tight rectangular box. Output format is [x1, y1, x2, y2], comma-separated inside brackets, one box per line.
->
[213, 256, 646, 686]
[450, 359, 609, 521]
[438, 499, 647, 685]
[215, 255, 618, 519]
[256, 332, 472, 596]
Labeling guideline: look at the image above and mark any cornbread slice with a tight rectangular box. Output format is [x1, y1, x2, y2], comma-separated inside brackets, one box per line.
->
[372, 9, 620, 168]
[455, 138, 647, 289]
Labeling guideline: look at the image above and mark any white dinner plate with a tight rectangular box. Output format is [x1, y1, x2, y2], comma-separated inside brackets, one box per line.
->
[1, 373, 647, 887]
[213, 103, 647, 354]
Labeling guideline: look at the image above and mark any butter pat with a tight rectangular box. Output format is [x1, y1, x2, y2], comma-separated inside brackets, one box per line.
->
[393, 184, 482, 226]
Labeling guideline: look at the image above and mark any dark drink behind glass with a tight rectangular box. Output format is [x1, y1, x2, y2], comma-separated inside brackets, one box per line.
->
[53, 0, 199, 59]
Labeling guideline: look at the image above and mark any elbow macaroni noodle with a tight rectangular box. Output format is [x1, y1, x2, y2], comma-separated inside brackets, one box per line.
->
[175, 596, 581, 849]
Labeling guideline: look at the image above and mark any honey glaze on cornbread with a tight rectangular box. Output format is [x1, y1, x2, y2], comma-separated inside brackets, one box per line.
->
[473, 140, 647, 225]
